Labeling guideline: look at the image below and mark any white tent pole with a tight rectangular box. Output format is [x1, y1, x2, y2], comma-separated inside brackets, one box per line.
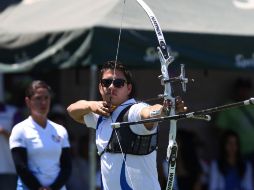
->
[89, 64, 98, 190]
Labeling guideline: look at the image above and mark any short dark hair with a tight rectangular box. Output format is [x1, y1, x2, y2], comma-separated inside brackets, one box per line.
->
[25, 80, 52, 98]
[99, 60, 135, 98]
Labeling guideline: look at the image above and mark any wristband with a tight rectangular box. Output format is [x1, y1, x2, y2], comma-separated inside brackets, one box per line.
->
[149, 110, 162, 117]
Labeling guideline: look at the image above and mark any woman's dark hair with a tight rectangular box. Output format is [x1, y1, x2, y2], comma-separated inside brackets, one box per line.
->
[217, 130, 246, 178]
[99, 60, 136, 98]
[25, 80, 52, 98]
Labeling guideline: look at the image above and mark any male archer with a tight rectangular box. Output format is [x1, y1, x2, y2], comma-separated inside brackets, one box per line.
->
[67, 60, 186, 190]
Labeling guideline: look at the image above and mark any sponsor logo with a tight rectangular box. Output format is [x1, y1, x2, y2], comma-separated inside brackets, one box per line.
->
[150, 16, 162, 36]
[235, 54, 254, 68]
[51, 134, 62, 143]
[167, 172, 175, 190]
[144, 46, 178, 62]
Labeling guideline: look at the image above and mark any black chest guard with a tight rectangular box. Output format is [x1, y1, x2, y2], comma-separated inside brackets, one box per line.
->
[100, 105, 158, 156]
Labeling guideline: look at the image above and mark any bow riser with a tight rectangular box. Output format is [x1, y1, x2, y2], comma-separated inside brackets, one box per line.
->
[135, 1, 181, 189]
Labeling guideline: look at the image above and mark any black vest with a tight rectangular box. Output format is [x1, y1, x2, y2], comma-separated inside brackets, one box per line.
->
[98, 105, 158, 156]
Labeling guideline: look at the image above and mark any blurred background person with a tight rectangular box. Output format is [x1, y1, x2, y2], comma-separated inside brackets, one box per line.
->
[49, 104, 67, 126]
[66, 133, 101, 190]
[208, 130, 253, 190]
[0, 101, 21, 190]
[66, 134, 90, 190]
[216, 77, 254, 159]
[9, 80, 72, 190]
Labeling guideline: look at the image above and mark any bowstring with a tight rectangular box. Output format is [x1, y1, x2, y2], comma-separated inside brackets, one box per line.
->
[111, 0, 135, 189]
[114, 0, 126, 74]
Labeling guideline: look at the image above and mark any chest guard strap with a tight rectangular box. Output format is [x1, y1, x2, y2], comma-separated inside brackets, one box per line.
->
[104, 105, 158, 155]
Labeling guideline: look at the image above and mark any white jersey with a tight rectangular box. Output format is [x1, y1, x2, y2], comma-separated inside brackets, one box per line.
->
[84, 99, 161, 190]
[9, 116, 70, 189]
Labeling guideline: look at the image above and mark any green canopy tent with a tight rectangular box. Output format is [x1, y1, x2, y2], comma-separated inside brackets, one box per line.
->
[1, 0, 254, 73]
[1, 1, 254, 189]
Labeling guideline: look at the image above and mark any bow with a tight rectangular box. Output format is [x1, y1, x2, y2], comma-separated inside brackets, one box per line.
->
[135, 1, 185, 189]
[112, 0, 188, 189]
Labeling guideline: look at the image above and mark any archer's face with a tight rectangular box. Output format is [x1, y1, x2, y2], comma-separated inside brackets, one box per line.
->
[26, 87, 51, 118]
[99, 69, 132, 107]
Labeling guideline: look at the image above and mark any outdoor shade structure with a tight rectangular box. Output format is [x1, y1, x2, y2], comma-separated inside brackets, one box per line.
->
[1, 1, 254, 190]
[0, 0, 254, 73]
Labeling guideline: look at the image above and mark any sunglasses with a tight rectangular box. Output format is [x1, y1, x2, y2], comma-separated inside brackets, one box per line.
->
[101, 78, 127, 88]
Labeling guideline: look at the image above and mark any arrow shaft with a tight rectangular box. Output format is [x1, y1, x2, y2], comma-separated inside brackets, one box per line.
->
[111, 98, 254, 128]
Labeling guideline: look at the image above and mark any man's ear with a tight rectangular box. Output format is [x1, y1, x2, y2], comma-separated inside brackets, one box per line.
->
[99, 83, 103, 95]
[25, 97, 30, 108]
[127, 84, 132, 96]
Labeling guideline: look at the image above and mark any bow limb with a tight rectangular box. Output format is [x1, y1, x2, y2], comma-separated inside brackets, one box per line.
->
[136, 0, 173, 62]
[135, 1, 177, 189]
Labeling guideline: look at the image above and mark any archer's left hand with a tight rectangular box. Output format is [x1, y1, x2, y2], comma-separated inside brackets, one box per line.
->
[175, 96, 187, 113]
[162, 96, 187, 115]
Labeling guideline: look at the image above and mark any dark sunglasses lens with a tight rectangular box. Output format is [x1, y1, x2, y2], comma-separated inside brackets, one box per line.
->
[113, 79, 126, 88]
[101, 79, 126, 88]
[101, 79, 113, 88]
